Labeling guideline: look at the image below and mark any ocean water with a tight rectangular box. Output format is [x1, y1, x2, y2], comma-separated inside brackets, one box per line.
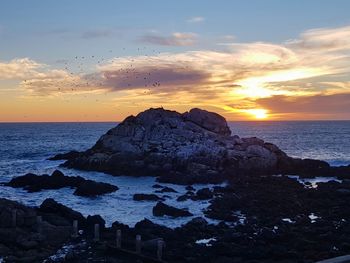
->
[0, 121, 349, 227]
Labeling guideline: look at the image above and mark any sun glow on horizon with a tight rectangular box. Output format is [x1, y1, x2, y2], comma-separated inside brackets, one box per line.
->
[223, 105, 270, 120]
[245, 108, 269, 119]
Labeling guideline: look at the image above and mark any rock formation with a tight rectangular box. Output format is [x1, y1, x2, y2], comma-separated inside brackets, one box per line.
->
[52, 107, 350, 184]
[0, 198, 72, 261]
[4, 170, 118, 197]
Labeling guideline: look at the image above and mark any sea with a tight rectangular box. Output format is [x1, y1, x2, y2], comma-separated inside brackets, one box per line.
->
[0, 121, 349, 227]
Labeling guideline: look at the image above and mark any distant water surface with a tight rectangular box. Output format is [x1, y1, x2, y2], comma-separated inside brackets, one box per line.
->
[231, 121, 350, 166]
[0, 121, 349, 226]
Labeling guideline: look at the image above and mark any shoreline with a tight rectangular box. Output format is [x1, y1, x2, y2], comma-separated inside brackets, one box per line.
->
[1, 170, 350, 262]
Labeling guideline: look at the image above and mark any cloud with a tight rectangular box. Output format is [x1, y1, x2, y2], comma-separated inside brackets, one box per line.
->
[187, 16, 205, 23]
[0, 58, 43, 79]
[139, 32, 197, 46]
[287, 25, 350, 52]
[2, 24, 350, 120]
[0, 58, 107, 96]
[254, 93, 350, 119]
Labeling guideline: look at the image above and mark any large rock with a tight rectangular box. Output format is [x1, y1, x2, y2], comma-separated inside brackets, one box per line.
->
[5, 170, 118, 197]
[183, 108, 231, 136]
[0, 198, 73, 261]
[152, 202, 193, 217]
[133, 193, 164, 201]
[55, 107, 349, 183]
[39, 198, 86, 226]
[73, 180, 118, 197]
[49, 150, 81, 161]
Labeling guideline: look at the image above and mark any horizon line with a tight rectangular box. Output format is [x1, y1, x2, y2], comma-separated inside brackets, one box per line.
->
[1, 119, 350, 124]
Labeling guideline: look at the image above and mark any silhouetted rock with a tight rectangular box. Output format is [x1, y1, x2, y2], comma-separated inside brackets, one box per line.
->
[185, 185, 195, 191]
[4, 170, 83, 192]
[59, 108, 293, 183]
[48, 150, 81, 160]
[73, 180, 118, 197]
[53, 107, 350, 182]
[183, 108, 231, 136]
[5, 170, 118, 197]
[86, 215, 105, 229]
[0, 198, 71, 261]
[155, 186, 177, 193]
[152, 202, 193, 217]
[39, 198, 86, 226]
[133, 193, 164, 201]
[195, 188, 213, 200]
[152, 184, 164, 189]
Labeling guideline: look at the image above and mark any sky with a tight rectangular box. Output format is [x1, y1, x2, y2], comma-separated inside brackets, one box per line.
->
[1, 0, 350, 122]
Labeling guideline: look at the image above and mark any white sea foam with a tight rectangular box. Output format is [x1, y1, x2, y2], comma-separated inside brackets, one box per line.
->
[309, 213, 320, 223]
[195, 237, 216, 246]
[287, 175, 341, 188]
[0, 161, 224, 227]
[282, 218, 295, 223]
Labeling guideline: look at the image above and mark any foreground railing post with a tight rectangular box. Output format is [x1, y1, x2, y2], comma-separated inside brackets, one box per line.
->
[136, 234, 141, 254]
[11, 209, 17, 228]
[116, 229, 121, 248]
[157, 239, 164, 261]
[72, 220, 79, 238]
[93, 224, 100, 242]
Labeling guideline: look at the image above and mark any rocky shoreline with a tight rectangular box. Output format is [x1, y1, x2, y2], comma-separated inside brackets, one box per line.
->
[1, 171, 350, 262]
[1, 107, 350, 262]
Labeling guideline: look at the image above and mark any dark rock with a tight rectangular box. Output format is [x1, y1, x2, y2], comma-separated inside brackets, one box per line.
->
[52, 107, 349, 184]
[5, 170, 118, 197]
[134, 218, 174, 240]
[157, 171, 226, 185]
[41, 221, 71, 246]
[176, 195, 189, 202]
[184, 217, 209, 230]
[152, 202, 192, 217]
[48, 150, 81, 160]
[156, 186, 177, 193]
[152, 184, 164, 189]
[185, 185, 195, 191]
[74, 180, 118, 197]
[86, 215, 105, 229]
[336, 188, 350, 195]
[111, 220, 130, 232]
[195, 188, 213, 200]
[41, 213, 70, 227]
[59, 108, 293, 184]
[0, 198, 73, 261]
[183, 108, 231, 136]
[39, 198, 86, 226]
[133, 193, 163, 201]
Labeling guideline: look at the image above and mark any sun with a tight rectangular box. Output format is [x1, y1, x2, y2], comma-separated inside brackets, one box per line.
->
[245, 109, 268, 119]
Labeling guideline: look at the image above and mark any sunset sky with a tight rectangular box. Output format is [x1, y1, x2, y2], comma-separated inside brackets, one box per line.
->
[1, 0, 350, 122]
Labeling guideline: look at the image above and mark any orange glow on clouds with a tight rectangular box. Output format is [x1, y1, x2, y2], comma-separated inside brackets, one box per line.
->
[1, 25, 350, 121]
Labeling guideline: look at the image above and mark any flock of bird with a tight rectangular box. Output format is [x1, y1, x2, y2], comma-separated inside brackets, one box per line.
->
[23, 47, 166, 95]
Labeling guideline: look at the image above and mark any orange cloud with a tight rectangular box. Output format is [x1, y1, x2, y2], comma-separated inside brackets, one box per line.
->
[1, 25, 350, 121]
[255, 93, 350, 119]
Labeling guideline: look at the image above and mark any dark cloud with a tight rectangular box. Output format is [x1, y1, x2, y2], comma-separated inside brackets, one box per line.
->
[101, 66, 210, 90]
